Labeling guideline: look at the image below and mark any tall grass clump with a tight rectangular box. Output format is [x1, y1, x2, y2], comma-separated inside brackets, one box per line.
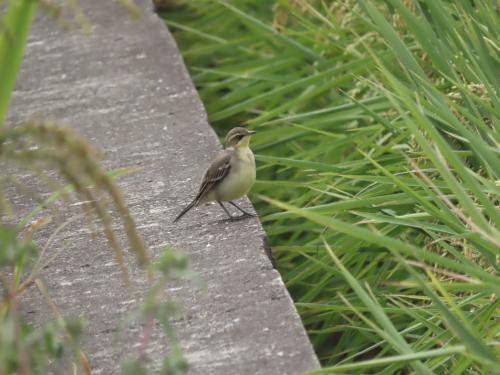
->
[164, 0, 499, 372]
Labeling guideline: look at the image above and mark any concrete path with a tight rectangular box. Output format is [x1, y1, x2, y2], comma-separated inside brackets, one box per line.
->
[7, 0, 320, 373]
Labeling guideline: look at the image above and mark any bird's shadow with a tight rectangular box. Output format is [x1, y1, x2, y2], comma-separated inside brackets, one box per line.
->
[215, 214, 255, 224]
[175, 213, 256, 230]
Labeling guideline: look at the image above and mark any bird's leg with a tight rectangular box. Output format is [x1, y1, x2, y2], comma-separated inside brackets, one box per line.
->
[228, 201, 257, 217]
[217, 201, 235, 220]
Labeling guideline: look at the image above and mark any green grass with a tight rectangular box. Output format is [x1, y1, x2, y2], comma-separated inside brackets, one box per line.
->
[163, 0, 499, 373]
[0, 0, 37, 128]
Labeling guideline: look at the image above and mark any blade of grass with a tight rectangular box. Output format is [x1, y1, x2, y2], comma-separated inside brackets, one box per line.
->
[0, 0, 37, 127]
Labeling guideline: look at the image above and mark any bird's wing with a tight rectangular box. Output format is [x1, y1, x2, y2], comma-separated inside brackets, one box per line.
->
[194, 150, 232, 203]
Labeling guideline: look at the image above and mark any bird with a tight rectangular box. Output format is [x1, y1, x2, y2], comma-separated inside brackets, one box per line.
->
[174, 127, 257, 222]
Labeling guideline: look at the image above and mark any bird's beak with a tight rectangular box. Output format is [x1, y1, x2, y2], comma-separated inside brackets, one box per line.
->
[248, 130, 256, 135]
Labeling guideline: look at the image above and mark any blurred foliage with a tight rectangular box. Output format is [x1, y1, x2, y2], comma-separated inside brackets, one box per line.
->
[1, 1, 187, 374]
[121, 248, 193, 375]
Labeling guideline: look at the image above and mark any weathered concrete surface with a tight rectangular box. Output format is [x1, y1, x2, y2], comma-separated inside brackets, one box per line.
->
[6, 0, 320, 373]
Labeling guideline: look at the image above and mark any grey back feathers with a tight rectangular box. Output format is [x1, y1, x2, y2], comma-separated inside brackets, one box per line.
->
[196, 150, 232, 202]
[173, 150, 232, 222]
[225, 127, 253, 148]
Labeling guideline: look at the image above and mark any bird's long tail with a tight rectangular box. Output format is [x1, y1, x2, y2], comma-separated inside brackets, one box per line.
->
[174, 200, 197, 222]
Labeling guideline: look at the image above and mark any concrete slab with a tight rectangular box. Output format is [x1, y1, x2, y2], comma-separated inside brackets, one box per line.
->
[6, 0, 320, 373]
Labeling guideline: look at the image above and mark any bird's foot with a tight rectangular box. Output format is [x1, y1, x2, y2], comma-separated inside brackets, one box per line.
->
[227, 201, 258, 218]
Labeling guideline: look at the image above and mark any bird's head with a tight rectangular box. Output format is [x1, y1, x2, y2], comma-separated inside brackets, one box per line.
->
[225, 127, 256, 149]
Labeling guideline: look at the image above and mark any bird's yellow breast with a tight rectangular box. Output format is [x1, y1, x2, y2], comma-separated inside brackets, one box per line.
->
[213, 147, 255, 202]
